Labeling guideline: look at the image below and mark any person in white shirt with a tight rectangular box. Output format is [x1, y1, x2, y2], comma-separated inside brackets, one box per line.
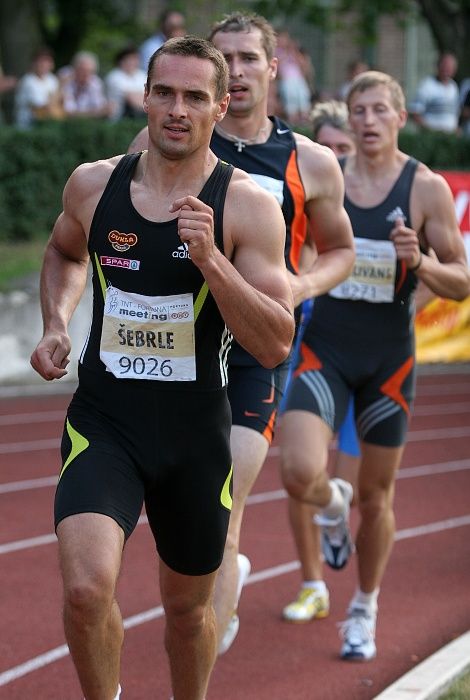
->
[14, 47, 62, 128]
[105, 45, 147, 121]
[139, 9, 186, 72]
[409, 52, 460, 133]
[62, 51, 110, 119]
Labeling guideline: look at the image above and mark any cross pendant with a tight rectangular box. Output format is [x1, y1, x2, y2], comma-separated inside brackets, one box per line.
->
[235, 140, 246, 152]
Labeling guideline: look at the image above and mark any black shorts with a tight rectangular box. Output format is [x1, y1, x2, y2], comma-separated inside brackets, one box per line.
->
[283, 334, 416, 448]
[55, 366, 232, 576]
[227, 360, 290, 444]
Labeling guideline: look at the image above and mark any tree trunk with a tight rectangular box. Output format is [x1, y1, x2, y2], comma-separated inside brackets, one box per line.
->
[0, 0, 42, 77]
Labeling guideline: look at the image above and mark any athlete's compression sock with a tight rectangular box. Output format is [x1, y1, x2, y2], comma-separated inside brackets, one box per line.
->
[302, 579, 327, 594]
[350, 588, 379, 614]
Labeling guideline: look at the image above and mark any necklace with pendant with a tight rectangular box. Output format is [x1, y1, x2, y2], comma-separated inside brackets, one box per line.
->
[215, 122, 271, 152]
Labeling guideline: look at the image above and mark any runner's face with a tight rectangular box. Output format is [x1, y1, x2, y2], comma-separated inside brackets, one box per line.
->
[211, 29, 276, 117]
[317, 124, 355, 158]
[144, 53, 228, 159]
[348, 85, 406, 154]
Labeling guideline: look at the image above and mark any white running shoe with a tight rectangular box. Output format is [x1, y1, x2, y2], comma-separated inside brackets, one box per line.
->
[218, 553, 251, 655]
[235, 553, 252, 601]
[315, 478, 354, 570]
[339, 605, 377, 661]
[282, 586, 330, 622]
[218, 612, 240, 655]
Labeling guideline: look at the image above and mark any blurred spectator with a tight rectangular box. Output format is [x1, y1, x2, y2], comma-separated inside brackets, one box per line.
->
[408, 52, 460, 133]
[14, 47, 63, 128]
[310, 100, 355, 157]
[337, 59, 369, 101]
[0, 67, 17, 123]
[105, 45, 146, 121]
[275, 30, 312, 124]
[459, 88, 470, 136]
[139, 9, 186, 71]
[61, 51, 110, 119]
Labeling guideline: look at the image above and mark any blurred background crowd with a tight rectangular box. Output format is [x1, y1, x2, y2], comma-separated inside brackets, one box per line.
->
[1, 1, 470, 137]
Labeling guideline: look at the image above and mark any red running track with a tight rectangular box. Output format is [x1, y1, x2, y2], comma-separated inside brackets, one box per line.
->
[1, 366, 469, 699]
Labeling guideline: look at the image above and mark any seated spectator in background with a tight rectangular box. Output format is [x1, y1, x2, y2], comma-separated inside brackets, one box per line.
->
[139, 9, 186, 71]
[337, 59, 369, 101]
[0, 67, 17, 123]
[105, 45, 146, 121]
[14, 47, 62, 128]
[310, 99, 355, 157]
[61, 51, 110, 119]
[409, 52, 460, 133]
[275, 30, 312, 124]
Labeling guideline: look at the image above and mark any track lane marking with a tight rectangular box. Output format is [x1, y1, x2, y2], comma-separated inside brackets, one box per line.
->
[2, 424, 470, 456]
[0, 514, 469, 687]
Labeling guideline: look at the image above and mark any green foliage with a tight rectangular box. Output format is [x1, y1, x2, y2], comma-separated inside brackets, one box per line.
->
[294, 124, 470, 170]
[0, 117, 146, 242]
[1, 118, 470, 244]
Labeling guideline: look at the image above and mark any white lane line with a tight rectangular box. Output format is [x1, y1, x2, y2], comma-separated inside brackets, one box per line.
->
[412, 402, 470, 416]
[0, 534, 57, 554]
[5, 425, 469, 457]
[0, 514, 469, 688]
[2, 455, 470, 498]
[0, 438, 60, 454]
[2, 402, 469, 428]
[415, 382, 470, 396]
[0, 476, 57, 493]
[0, 515, 148, 555]
[0, 411, 65, 426]
[2, 458, 470, 556]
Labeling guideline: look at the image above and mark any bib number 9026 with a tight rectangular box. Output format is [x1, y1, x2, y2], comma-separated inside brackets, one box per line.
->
[118, 356, 173, 377]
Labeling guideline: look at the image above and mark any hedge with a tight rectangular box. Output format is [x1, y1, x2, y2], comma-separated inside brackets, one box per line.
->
[1, 118, 470, 242]
[0, 118, 146, 242]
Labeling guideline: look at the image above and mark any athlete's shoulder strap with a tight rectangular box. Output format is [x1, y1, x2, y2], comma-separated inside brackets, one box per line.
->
[199, 160, 234, 254]
[89, 154, 141, 243]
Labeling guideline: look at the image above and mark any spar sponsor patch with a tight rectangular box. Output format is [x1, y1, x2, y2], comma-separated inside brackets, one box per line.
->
[100, 256, 140, 270]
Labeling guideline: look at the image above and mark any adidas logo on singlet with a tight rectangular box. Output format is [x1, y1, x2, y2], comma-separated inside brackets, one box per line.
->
[386, 206, 407, 223]
[172, 242, 191, 259]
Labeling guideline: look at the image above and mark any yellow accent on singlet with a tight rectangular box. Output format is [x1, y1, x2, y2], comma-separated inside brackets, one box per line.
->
[94, 252, 107, 300]
[194, 282, 209, 321]
[59, 419, 89, 480]
[220, 464, 233, 510]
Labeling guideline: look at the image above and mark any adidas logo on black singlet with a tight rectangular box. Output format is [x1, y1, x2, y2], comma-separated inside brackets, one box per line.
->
[172, 242, 191, 259]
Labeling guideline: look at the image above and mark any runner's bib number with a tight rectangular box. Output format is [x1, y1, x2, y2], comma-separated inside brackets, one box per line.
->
[100, 286, 196, 381]
[329, 238, 397, 303]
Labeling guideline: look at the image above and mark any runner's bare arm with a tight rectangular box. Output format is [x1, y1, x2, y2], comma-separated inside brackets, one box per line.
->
[291, 136, 355, 306]
[170, 175, 294, 368]
[401, 168, 470, 300]
[30, 161, 114, 380]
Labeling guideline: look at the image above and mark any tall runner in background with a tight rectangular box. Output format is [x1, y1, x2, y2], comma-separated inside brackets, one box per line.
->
[128, 12, 356, 654]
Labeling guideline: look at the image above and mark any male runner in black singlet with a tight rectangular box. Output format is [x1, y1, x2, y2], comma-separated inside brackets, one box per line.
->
[128, 13, 355, 654]
[30, 37, 295, 700]
[280, 71, 470, 661]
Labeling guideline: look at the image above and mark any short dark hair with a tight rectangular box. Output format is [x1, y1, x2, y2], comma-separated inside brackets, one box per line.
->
[208, 12, 277, 62]
[146, 36, 228, 101]
[114, 45, 139, 65]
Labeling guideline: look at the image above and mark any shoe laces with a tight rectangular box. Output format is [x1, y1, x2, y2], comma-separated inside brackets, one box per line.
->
[338, 608, 375, 643]
[297, 587, 320, 604]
